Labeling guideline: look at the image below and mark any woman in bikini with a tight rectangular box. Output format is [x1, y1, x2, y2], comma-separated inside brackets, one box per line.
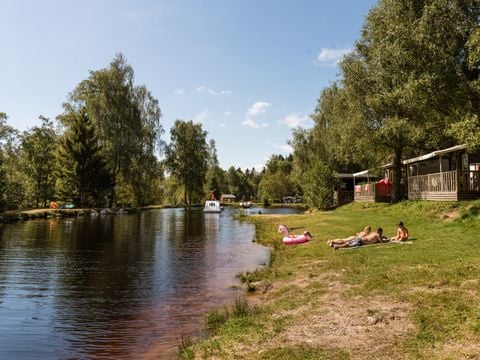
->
[390, 221, 409, 242]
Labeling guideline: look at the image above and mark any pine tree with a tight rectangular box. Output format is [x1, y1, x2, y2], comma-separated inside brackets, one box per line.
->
[56, 108, 111, 207]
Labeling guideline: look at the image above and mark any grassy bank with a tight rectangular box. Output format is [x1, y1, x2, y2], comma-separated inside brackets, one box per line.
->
[181, 201, 480, 359]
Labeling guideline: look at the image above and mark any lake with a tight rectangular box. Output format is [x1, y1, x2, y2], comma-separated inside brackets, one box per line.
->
[0, 207, 298, 359]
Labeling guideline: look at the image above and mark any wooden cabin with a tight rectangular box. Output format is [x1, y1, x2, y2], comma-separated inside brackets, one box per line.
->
[405, 144, 480, 201]
[220, 194, 236, 203]
[353, 170, 377, 202]
[334, 173, 355, 206]
[353, 164, 394, 203]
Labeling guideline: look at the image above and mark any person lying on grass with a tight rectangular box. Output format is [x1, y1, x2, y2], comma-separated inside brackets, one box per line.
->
[333, 228, 385, 250]
[390, 221, 409, 242]
[327, 226, 371, 247]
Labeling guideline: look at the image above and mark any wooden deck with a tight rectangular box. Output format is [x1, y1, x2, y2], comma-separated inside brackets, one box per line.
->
[408, 170, 480, 201]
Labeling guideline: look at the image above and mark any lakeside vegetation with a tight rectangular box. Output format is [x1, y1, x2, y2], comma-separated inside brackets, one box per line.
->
[180, 200, 480, 359]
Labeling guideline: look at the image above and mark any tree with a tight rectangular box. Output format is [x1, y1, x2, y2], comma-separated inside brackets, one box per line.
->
[258, 155, 294, 203]
[60, 54, 163, 205]
[164, 120, 209, 206]
[0, 112, 10, 210]
[56, 108, 111, 207]
[342, 0, 479, 201]
[302, 159, 338, 210]
[205, 139, 225, 200]
[21, 116, 57, 208]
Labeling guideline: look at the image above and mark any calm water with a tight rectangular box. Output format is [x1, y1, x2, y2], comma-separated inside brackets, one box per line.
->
[0, 207, 298, 359]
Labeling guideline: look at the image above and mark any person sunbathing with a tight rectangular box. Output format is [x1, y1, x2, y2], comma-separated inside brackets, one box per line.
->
[390, 221, 409, 242]
[327, 226, 371, 247]
[333, 228, 384, 250]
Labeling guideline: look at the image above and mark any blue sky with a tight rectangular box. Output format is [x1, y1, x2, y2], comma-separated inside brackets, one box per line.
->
[1, 0, 377, 170]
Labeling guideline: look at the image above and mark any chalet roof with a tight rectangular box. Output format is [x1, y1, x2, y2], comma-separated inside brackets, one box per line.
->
[353, 170, 370, 177]
[353, 163, 392, 177]
[221, 194, 236, 198]
[336, 173, 354, 178]
[403, 144, 467, 165]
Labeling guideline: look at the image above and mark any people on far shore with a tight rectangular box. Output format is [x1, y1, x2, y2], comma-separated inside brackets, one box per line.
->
[390, 221, 409, 242]
[327, 226, 371, 247]
[332, 228, 384, 250]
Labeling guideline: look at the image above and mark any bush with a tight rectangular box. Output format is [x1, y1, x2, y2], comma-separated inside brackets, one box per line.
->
[301, 159, 338, 210]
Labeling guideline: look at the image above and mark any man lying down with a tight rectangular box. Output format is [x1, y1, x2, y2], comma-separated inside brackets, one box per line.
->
[331, 227, 387, 250]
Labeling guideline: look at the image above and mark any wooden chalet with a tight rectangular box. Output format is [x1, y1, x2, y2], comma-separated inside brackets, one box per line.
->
[220, 194, 236, 203]
[353, 164, 394, 203]
[405, 144, 480, 201]
[353, 170, 377, 202]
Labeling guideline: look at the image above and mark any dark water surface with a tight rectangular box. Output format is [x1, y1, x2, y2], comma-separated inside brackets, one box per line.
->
[0, 207, 301, 359]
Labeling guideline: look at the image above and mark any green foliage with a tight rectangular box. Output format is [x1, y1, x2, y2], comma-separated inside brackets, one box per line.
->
[205, 139, 226, 200]
[177, 334, 195, 360]
[258, 155, 294, 203]
[164, 120, 209, 205]
[301, 159, 338, 210]
[448, 114, 480, 150]
[224, 166, 258, 201]
[60, 53, 163, 206]
[56, 108, 111, 207]
[20, 116, 58, 208]
[204, 294, 251, 336]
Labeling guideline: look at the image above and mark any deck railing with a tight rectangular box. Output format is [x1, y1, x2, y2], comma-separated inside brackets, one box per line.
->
[408, 170, 456, 196]
[354, 183, 375, 197]
[408, 170, 480, 197]
[458, 170, 480, 191]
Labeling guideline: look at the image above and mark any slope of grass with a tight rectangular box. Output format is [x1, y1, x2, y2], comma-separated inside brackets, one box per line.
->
[181, 201, 480, 359]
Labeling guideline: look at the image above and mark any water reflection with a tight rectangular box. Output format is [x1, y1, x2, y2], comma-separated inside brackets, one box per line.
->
[0, 208, 270, 359]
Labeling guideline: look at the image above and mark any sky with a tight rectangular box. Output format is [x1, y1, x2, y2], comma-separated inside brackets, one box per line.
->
[0, 0, 377, 170]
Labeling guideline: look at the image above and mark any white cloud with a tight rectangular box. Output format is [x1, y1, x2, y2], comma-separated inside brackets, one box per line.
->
[224, 110, 231, 116]
[194, 109, 208, 122]
[316, 47, 351, 66]
[281, 112, 309, 128]
[246, 101, 271, 116]
[219, 123, 227, 128]
[196, 86, 216, 95]
[173, 88, 185, 96]
[242, 119, 260, 128]
[195, 86, 232, 96]
[242, 118, 269, 128]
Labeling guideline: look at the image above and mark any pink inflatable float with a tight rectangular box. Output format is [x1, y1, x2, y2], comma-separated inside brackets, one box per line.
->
[278, 224, 312, 245]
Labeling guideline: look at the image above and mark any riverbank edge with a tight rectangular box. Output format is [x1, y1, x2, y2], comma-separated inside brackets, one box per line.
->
[0, 203, 307, 224]
[0, 204, 178, 223]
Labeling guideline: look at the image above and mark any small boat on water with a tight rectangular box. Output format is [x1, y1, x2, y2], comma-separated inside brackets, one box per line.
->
[203, 200, 223, 213]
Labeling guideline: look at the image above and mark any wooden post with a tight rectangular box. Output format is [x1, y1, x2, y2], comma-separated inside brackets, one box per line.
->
[439, 155, 443, 191]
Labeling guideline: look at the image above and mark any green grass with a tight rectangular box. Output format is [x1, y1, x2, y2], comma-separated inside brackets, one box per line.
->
[184, 200, 480, 359]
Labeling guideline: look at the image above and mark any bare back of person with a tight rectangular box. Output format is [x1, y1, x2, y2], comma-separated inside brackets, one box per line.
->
[362, 229, 383, 245]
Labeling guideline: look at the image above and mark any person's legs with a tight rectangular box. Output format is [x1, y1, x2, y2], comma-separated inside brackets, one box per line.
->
[328, 235, 355, 246]
[333, 236, 363, 250]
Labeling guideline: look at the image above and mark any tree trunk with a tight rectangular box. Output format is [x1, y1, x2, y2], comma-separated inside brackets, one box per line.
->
[391, 147, 403, 203]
